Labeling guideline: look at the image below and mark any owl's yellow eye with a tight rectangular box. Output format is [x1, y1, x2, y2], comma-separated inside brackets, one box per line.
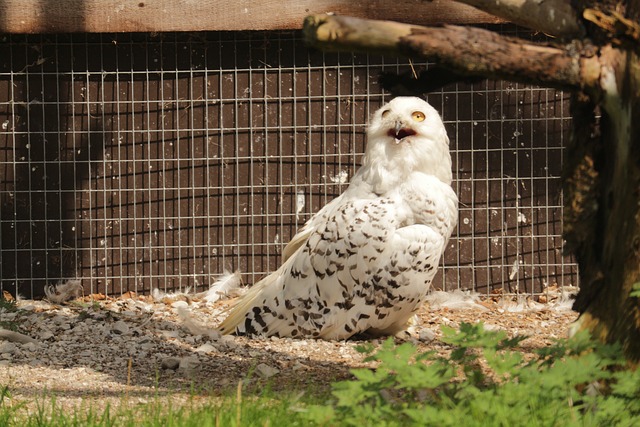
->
[381, 109, 390, 118]
[412, 111, 426, 122]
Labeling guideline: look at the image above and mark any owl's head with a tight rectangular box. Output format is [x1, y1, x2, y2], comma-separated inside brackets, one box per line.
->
[363, 96, 452, 185]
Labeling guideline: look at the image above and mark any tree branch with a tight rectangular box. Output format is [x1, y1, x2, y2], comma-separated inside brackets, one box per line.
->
[303, 14, 601, 93]
[451, 0, 584, 39]
[583, 8, 640, 51]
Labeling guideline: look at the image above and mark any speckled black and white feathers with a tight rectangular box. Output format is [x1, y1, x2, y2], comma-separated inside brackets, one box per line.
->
[218, 97, 458, 340]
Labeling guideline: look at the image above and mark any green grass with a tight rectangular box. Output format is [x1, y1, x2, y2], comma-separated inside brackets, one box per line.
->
[0, 382, 313, 427]
[1, 324, 639, 426]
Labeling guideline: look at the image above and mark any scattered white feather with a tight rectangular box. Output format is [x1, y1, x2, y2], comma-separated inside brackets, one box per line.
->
[295, 190, 305, 220]
[151, 287, 192, 302]
[425, 290, 488, 311]
[497, 295, 545, 312]
[548, 285, 579, 311]
[509, 259, 520, 280]
[44, 279, 83, 304]
[326, 170, 349, 184]
[204, 270, 243, 303]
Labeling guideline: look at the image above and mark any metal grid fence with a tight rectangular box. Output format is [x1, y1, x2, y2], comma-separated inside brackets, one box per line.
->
[0, 30, 577, 299]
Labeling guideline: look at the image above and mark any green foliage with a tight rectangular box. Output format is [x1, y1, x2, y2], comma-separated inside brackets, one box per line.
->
[302, 322, 640, 426]
[0, 298, 17, 312]
[0, 297, 22, 332]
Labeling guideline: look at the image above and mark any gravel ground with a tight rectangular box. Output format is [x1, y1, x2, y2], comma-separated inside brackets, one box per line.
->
[0, 289, 579, 416]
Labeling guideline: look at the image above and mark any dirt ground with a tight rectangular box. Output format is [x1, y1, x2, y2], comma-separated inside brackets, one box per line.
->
[0, 289, 579, 415]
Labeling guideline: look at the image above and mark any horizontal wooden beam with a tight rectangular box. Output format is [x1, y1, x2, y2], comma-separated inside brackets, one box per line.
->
[0, 0, 502, 34]
[303, 14, 602, 93]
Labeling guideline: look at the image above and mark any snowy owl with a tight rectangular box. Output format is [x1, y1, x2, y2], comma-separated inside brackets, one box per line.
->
[218, 96, 458, 340]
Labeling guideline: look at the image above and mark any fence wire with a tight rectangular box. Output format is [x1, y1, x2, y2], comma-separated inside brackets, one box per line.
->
[0, 30, 577, 299]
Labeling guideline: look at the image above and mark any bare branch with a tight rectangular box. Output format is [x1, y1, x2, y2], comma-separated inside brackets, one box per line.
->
[303, 14, 600, 92]
[583, 8, 640, 50]
[452, 0, 584, 38]
[0, 328, 38, 344]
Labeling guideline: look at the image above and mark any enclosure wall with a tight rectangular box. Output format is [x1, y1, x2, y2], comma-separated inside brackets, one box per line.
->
[0, 30, 577, 298]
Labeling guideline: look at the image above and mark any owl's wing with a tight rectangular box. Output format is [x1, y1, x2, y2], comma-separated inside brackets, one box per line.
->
[217, 193, 351, 335]
[281, 194, 347, 262]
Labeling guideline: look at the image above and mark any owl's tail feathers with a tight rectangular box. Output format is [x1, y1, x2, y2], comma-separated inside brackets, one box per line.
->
[216, 270, 279, 335]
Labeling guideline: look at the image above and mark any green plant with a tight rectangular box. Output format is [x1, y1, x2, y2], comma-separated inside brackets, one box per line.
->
[631, 282, 640, 298]
[0, 298, 22, 332]
[0, 298, 17, 312]
[303, 322, 640, 426]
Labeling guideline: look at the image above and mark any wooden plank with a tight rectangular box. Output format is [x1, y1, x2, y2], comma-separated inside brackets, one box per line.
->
[0, 0, 501, 34]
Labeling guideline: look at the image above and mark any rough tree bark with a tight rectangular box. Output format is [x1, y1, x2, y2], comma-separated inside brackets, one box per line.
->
[304, 0, 640, 361]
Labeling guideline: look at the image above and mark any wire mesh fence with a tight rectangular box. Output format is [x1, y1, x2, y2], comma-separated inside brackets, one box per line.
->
[0, 30, 577, 299]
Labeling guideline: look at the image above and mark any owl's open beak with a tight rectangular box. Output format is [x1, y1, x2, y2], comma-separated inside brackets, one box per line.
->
[388, 121, 417, 143]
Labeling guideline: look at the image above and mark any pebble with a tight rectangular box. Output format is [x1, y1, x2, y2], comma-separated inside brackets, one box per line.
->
[178, 356, 200, 372]
[21, 342, 38, 352]
[161, 358, 180, 370]
[161, 330, 180, 339]
[0, 342, 17, 354]
[195, 343, 217, 353]
[111, 321, 130, 335]
[255, 363, 279, 379]
[39, 330, 55, 340]
[483, 323, 500, 332]
[418, 328, 436, 342]
[219, 335, 238, 349]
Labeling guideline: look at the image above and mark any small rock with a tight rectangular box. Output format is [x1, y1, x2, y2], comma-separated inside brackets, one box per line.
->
[219, 335, 237, 349]
[195, 343, 216, 353]
[0, 342, 17, 354]
[292, 361, 309, 371]
[207, 329, 222, 341]
[21, 342, 38, 352]
[418, 328, 436, 342]
[39, 331, 55, 340]
[178, 356, 200, 372]
[140, 342, 156, 351]
[111, 321, 130, 335]
[161, 330, 180, 339]
[160, 357, 180, 370]
[255, 363, 279, 379]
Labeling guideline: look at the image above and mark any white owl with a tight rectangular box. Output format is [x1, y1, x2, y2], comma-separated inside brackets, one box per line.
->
[218, 96, 458, 340]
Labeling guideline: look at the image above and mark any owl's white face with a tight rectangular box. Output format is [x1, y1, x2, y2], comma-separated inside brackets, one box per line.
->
[363, 97, 452, 185]
[368, 96, 445, 146]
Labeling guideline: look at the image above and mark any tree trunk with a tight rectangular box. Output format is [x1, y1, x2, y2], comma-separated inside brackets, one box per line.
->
[566, 46, 640, 360]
